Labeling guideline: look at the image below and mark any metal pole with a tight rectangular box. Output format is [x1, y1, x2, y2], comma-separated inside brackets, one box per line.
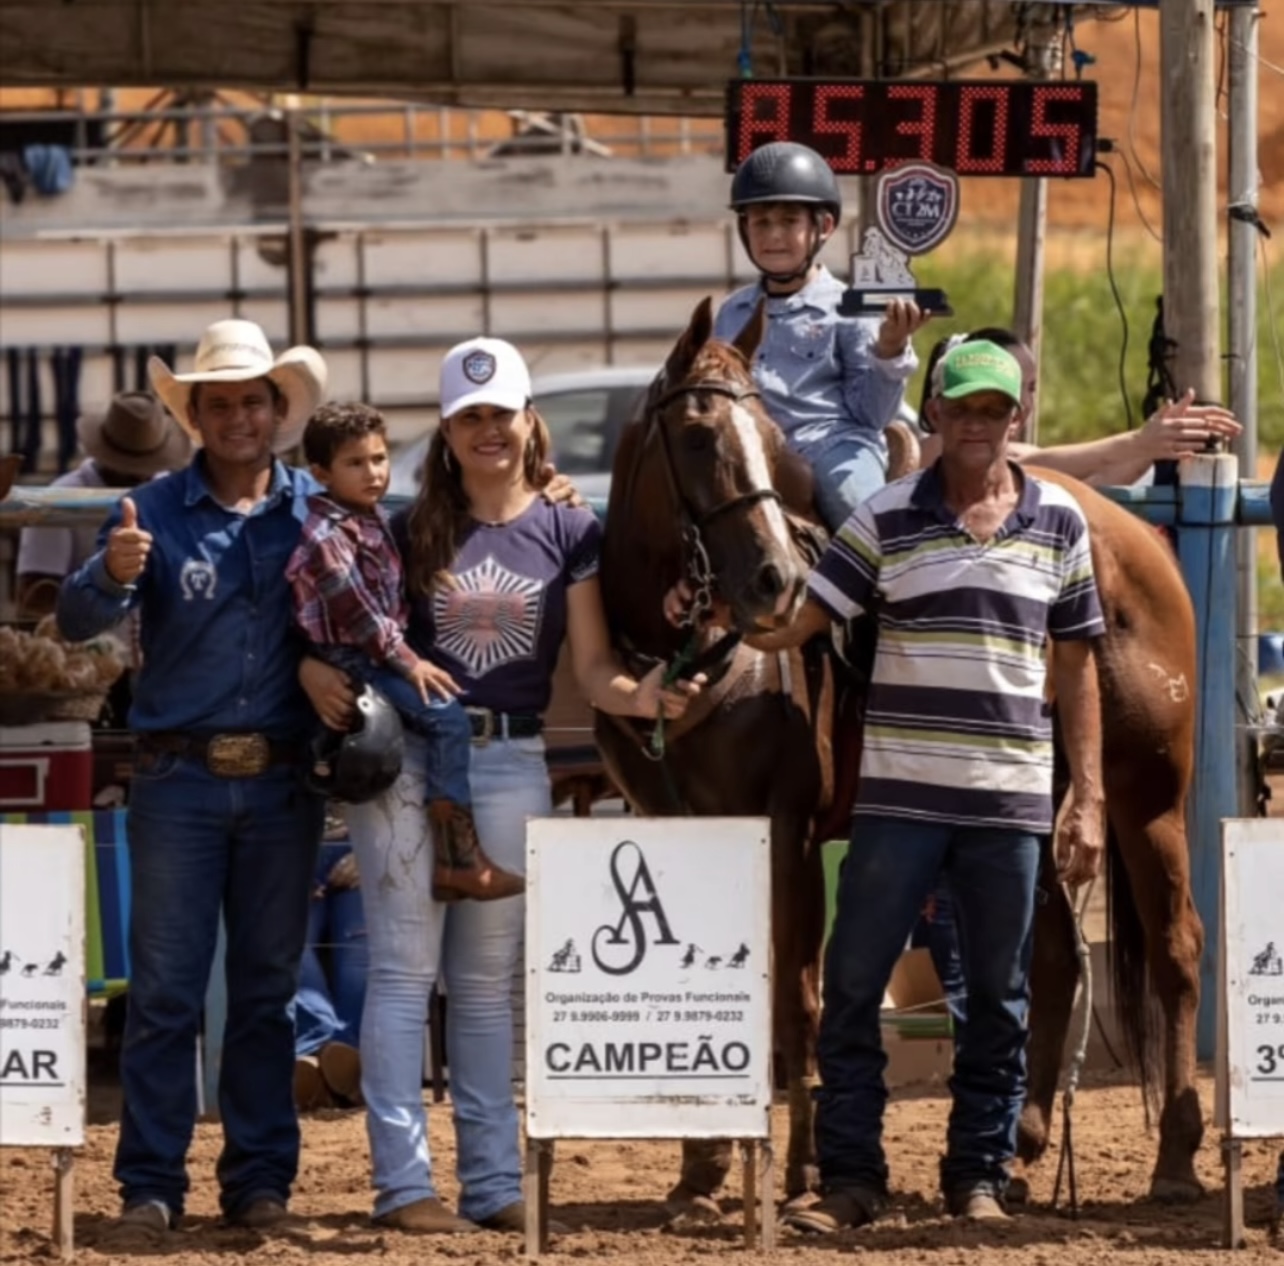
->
[285, 95, 310, 347]
[1178, 454, 1240, 1063]
[1160, 0, 1221, 402]
[1228, 0, 1260, 820]
[1012, 19, 1061, 444]
[1161, 0, 1222, 1062]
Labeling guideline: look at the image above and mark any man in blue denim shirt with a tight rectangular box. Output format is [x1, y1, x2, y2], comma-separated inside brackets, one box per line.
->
[57, 319, 329, 1240]
[713, 142, 932, 530]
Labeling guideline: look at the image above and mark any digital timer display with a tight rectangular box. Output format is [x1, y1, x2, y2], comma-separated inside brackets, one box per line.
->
[725, 79, 1098, 179]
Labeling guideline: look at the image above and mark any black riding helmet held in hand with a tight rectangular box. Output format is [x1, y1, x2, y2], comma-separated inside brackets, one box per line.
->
[305, 682, 405, 804]
[730, 141, 842, 285]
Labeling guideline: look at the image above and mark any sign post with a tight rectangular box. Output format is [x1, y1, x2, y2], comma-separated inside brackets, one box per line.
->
[525, 817, 773, 1256]
[1218, 817, 1284, 1249]
[0, 823, 87, 1261]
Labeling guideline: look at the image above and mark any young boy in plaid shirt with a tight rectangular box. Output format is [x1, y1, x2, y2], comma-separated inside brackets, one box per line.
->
[287, 403, 523, 901]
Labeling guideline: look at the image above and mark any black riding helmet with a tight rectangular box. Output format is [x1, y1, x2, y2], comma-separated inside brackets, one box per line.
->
[730, 142, 842, 285]
[305, 683, 405, 804]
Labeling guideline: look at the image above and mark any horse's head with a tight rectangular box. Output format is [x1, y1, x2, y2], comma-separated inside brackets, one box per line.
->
[639, 296, 805, 632]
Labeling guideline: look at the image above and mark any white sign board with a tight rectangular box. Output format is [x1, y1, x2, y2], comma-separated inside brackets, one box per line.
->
[0, 824, 86, 1146]
[1221, 817, 1284, 1138]
[526, 817, 771, 1140]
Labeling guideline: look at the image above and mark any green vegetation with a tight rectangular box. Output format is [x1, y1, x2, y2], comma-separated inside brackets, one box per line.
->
[909, 247, 1284, 450]
[909, 245, 1284, 632]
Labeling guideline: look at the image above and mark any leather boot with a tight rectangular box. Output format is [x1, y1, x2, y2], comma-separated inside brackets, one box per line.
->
[430, 800, 525, 903]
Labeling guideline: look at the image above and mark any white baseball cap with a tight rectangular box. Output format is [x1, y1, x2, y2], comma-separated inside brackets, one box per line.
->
[439, 337, 532, 420]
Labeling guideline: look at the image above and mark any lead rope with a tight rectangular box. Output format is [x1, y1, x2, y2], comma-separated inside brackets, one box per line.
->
[1051, 878, 1095, 1219]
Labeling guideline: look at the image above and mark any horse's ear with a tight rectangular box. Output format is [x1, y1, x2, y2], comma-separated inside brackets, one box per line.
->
[731, 297, 767, 365]
[665, 296, 715, 382]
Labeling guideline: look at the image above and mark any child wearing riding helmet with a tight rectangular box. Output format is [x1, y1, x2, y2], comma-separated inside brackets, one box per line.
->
[714, 141, 932, 531]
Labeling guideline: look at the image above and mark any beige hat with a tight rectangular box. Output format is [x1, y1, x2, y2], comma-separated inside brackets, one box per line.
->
[148, 319, 328, 455]
[77, 391, 193, 479]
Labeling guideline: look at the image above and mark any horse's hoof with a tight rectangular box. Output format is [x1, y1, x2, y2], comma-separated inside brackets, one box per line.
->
[1149, 1174, 1203, 1204]
[664, 1183, 724, 1229]
[1005, 1176, 1030, 1206]
[785, 1163, 821, 1200]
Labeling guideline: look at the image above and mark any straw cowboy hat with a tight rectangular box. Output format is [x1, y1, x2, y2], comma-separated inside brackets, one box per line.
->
[78, 391, 193, 479]
[148, 319, 327, 454]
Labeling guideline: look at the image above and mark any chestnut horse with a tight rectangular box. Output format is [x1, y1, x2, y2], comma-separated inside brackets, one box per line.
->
[1018, 470, 1204, 1202]
[594, 299, 1206, 1214]
[596, 297, 835, 1212]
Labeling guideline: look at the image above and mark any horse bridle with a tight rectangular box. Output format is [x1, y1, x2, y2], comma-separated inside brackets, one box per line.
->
[644, 376, 785, 628]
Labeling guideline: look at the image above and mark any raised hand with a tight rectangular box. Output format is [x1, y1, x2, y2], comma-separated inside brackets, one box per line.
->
[104, 497, 153, 586]
[1139, 391, 1243, 463]
[874, 298, 933, 359]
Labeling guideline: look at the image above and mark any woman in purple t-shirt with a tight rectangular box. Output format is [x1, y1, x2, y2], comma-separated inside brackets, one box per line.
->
[304, 337, 696, 1235]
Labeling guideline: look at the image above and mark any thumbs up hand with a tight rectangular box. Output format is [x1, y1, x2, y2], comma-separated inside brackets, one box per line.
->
[104, 497, 153, 586]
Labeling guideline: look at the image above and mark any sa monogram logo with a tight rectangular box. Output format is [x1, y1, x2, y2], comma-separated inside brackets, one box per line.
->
[179, 558, 218, 601]
[591, 840, 680, 976]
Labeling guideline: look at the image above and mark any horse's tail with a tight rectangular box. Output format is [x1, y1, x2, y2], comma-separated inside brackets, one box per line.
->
[1105, 815, 1160, 1119]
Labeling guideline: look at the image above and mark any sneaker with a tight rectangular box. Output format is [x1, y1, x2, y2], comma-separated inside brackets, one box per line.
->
[782, 1186, 885, 1234]
[373, 1197, 474, 1234]
[317, 1041, 362, 1104]
[946, 1187, 1011, 1222]
[226, 1197, 289, 1229]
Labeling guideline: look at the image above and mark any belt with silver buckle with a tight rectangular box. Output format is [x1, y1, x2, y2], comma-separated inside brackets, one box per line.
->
[464, 708, 544, 746]
[140, 732, 302, 778]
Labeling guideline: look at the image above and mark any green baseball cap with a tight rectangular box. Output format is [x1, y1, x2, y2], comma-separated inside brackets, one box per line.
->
[938, 340, 1023, 406]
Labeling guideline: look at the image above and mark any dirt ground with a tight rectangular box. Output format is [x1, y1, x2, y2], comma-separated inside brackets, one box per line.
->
[2, 1064, 1280, 1265]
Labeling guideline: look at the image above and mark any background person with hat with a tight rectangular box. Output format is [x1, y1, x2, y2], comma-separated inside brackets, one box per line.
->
[16, 390, 191, 619]
[56, 318, 332, 1240]
[714, 140, 932, 531]
[667, 339, 1106, 1231]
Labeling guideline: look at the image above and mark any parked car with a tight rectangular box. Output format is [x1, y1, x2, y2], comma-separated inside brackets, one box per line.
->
[387, 364, 919, 501]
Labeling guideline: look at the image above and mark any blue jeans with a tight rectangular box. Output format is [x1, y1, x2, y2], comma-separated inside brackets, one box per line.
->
[327, 649, 472, 806]
[816, 813, 1041, 1199]
[115, 756, 324, 1217]
[295, 842, 368, 1056]
[345, 733, 551, 1222]
[910, 883, 967, 1028]
[795, 431, 888, 533]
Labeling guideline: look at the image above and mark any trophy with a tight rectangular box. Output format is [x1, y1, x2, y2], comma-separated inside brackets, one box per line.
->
[839, 161, 958, 318]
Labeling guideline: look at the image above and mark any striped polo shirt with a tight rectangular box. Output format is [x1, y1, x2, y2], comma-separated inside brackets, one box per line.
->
[809, 462, 1106, 833]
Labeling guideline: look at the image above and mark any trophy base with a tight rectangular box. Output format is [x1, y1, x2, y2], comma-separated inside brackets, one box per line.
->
[839, 287, 952, 318]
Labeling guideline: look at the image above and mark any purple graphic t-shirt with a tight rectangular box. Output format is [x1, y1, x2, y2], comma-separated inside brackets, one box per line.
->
[394, 499, 601, 714]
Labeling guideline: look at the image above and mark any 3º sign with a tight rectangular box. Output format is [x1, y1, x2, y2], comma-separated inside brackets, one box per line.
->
[725, 79, 1098, 179]
[1221, 817, 1284, 1139]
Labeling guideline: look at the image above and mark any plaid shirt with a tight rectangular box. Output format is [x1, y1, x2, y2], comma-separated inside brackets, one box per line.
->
[285, 494, 419, 677]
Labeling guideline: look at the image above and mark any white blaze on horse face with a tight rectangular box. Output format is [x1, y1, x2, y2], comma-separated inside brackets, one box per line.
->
[729, 402, 792, 557]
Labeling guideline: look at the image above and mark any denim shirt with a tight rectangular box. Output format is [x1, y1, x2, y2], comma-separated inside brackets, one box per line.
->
[57, 458, 319, 738]
[713, 266, 917, 452]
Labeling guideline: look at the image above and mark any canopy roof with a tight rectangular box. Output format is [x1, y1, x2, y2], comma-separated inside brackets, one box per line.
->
[0, 1, 1103, 113]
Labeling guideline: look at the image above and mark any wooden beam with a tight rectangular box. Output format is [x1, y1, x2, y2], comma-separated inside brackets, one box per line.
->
[1159, 0, 1221, 403]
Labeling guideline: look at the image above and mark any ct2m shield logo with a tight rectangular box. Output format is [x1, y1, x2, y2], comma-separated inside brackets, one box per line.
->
[876, 161, 960, 257]
[590, 840, 680, 976]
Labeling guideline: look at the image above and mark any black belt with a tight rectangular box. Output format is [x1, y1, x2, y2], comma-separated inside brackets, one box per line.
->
[139, 731, 304, 778]
[466, 708, 543, 744]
